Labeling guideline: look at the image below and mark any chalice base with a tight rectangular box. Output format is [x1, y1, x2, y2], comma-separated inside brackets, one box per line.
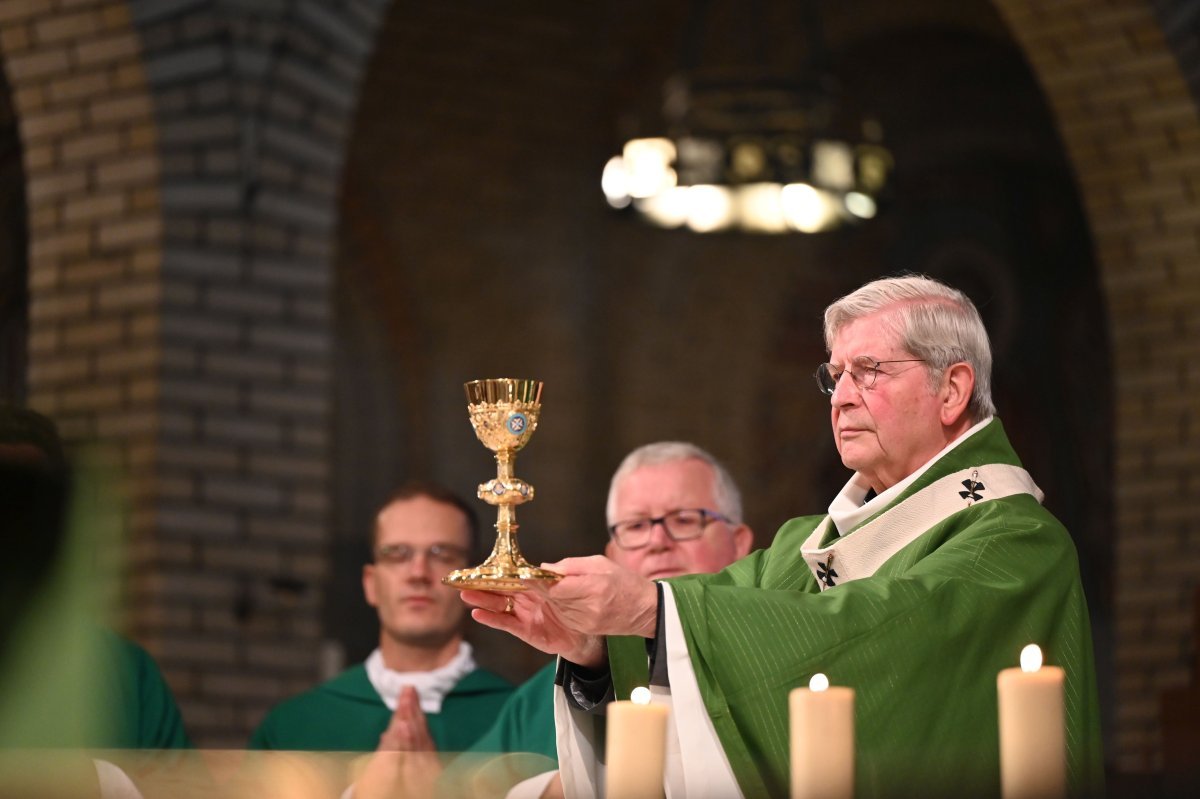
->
[442, 559, 561, 591]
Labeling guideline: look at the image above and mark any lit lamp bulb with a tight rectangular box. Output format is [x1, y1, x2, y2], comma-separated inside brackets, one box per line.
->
[781, 183, 839, 233]
[601, 156, 633, 209]
[685, 184, 735, 232]
[636, 186, 689, 228]
[737, 183, 788, 233]
[812, 141, 855, 190]
[844, 191, 876, 219]
[623, 138, 677, 199]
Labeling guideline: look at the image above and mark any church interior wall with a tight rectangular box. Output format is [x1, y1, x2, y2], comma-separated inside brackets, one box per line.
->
[0, 0, 1194, 783]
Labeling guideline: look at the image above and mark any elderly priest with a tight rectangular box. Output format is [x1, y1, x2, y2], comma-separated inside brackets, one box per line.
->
[464, 275, 1103, 798]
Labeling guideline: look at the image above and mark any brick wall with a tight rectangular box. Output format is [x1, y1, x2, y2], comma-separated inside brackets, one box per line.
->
[0, 0, 387, 745]
[0, 0, 163, 644]
[993, 0, 1200, 773]
[130, 0, 388, 745]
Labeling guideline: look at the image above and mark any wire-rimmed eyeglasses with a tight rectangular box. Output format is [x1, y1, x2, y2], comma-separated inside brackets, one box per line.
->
[814, 357, 926, 396]
[607, 508, 732, 550]
[374, 543, 469, 568]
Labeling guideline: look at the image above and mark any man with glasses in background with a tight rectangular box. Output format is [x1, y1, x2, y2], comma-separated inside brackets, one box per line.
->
[249, 482, 512, 752]
[466, 274, 1103, 798]
[446, 441, 753, 797]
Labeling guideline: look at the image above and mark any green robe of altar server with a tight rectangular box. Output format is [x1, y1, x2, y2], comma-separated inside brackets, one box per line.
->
[611, 419, 1103, 798]
[98, 628, 192, 749]
[248, 663, 513, 752]
[467, 661, 557, 760]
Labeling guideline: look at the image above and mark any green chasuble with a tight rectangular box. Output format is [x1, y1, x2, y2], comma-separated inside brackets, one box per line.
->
[612, 418, 1103, 798]
[248, 663, 513, 753]
[434, 662, 560, 797]
[466, 660, 558, 760]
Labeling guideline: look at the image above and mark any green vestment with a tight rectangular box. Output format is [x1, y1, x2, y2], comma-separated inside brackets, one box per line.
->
[611, 418, 1103, 798]
[248, 663, 513, 753]
[433, 661, 560, 798]
[96, 628, 192, 749]
[467, 660, 557, 760]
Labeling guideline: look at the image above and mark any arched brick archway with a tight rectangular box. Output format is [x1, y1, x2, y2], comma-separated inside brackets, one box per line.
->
[0, 0, 395, 745]
[0, 0, 167, 668]
[990, 0, 1200, 772]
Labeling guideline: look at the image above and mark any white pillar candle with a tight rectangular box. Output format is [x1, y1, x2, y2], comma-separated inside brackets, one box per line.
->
[997, 644, 1066, 799]
[790, 673, 854, 799]
[606, 686, 669, 799]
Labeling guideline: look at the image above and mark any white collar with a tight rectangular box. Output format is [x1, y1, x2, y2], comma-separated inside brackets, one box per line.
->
[804, 417, 1043, 590]
[827, 416, 994, 535]
[364, 641, 476, 714]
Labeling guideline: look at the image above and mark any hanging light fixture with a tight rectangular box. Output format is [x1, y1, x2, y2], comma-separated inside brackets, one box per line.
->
[601, 0, 892, 234]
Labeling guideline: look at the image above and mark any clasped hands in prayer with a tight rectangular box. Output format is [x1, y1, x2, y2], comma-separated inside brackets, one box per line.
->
[354, 685, 441, 799]
[461, 556, 660, 668]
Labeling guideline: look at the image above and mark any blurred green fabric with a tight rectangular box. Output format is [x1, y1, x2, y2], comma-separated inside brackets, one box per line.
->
[0, 412, 190, 751]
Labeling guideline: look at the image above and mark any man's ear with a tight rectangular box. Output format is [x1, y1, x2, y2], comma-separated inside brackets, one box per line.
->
[362, 564, 378, 608]
[604, 540, 617, 560]
[940, 362, 975, 426]
[732, 524, 754, 559]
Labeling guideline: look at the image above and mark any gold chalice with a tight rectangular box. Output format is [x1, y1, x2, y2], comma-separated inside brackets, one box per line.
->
[442, 378, 561, 591]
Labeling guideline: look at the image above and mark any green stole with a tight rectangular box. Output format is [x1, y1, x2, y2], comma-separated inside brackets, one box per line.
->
[610, 418, 1103, 798]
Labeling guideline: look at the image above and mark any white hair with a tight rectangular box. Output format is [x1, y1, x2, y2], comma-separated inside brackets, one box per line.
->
[823, 274, 996, 420]
[605, 441, 743, 526]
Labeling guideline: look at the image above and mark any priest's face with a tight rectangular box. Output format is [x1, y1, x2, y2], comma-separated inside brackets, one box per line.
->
[828, 310, 950, 492]
[363, 495, 472, 649]
[605, 458, 753, 579]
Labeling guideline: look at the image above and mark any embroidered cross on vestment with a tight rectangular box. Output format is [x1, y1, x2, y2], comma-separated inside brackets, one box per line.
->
[816, 552, 838, 589]
[959, 469, 986, 505]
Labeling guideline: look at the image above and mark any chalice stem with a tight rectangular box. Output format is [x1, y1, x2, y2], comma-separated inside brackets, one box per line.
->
[488, 451, 524, 565]
[490, 504, 525, 565]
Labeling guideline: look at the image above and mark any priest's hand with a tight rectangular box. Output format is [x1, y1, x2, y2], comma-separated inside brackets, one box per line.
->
[537, 556, 659, 639]
[462, 588, 608, 668]
[463, 556, 657, 668]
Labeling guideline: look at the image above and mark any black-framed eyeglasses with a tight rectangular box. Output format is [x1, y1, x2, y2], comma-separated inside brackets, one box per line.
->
[374, 543, 469, 568]
[814, 356, 926, 396]
[607, 508, 732, 550]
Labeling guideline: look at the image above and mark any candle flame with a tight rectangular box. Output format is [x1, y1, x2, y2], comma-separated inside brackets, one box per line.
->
[1020, 644, 1043, 673]
[809, 673, 829, 692]
[631, 686, 652, 705]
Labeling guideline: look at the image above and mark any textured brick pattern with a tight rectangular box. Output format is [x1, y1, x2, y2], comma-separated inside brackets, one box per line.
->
[126, 0, 385, 745]
[3, 0, 159, 449]
[0, 0, 163, 646]
[0, 0, 384, 746]
[995, 0, 1200, 773]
